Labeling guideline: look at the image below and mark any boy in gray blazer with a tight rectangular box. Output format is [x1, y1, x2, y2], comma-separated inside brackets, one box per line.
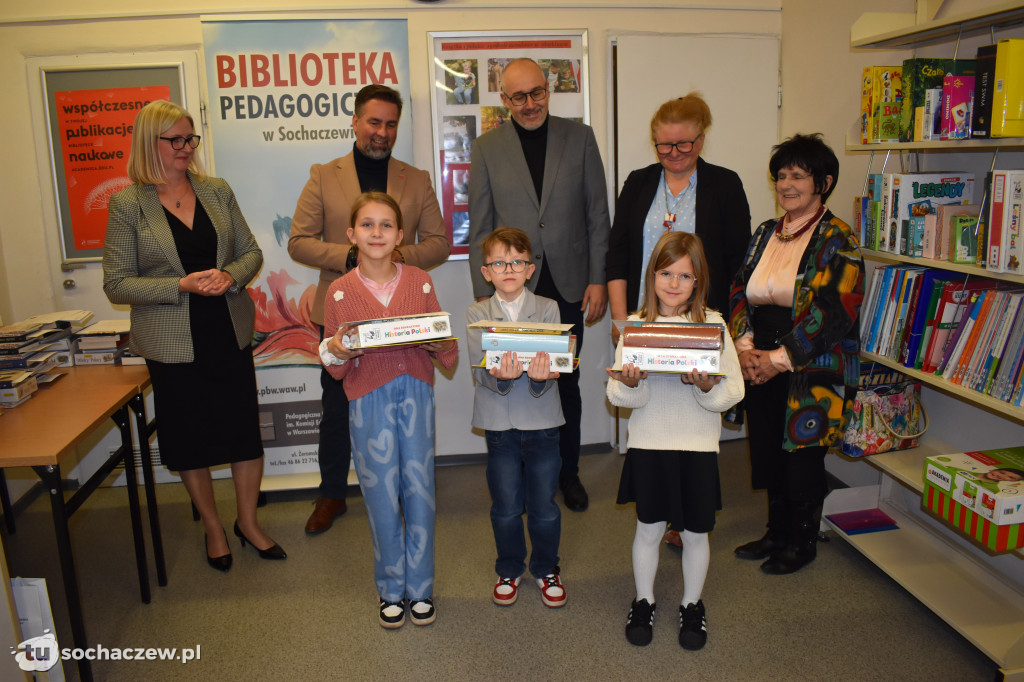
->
[466, 228, 568, 609]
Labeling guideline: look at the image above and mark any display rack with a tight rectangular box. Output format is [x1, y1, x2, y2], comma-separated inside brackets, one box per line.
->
[841, 6, 1024, 679]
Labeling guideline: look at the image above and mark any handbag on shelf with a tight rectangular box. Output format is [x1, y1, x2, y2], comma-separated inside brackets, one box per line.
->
[839, 362, 928, 457]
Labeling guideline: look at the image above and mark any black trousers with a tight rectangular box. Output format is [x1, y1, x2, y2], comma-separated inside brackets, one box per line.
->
[532, 262, 583, 483]
[316, 325, 351, 499]
[744, 305, 827, 504]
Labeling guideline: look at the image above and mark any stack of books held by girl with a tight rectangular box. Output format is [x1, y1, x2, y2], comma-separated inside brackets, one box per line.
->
[469, 320, 577, 373]
[615, 321, 724, 374]
[342, 312, 454, 349]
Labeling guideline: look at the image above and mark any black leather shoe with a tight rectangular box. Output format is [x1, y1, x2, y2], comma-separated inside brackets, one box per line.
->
[760, 545, 816, 574]
[205, 530, 232, 572]
[233, 521, 287, 560]
[734, 532, 785, 560]
[560, 476, 589, 512]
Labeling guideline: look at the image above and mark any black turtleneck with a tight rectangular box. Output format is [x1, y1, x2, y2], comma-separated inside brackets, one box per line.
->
[512, 117, 548, 202]
[352, 143, 389, 193]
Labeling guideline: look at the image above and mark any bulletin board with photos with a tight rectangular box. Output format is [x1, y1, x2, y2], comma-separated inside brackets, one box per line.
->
[427, 30, 590, 259]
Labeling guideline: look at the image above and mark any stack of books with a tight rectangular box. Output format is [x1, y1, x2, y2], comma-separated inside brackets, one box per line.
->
[470, 320, 577, 373]
[615, 322, 724, 374]
[0, 321, 70, 388]
[74, 320, 130, 365]
[0, 369, 38, 408]
[861, 267, 1024, 403]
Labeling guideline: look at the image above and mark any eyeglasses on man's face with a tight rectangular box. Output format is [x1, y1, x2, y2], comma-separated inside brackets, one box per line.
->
[654, 135, 702, 155]
[159, 135, 202, 150]
[502, 86, 549, 107]
[485, 259, 528, 273]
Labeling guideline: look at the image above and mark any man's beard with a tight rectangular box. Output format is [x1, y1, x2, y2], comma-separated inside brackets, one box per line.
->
[361, 140, 392, 160]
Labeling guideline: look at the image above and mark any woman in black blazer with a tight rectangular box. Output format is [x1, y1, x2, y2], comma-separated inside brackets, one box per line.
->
[607, 94, 751, 337]
[103, 100, 284, 572]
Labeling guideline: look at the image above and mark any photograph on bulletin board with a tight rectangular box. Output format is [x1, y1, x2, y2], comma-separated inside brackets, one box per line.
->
[428, 30, 589, 259]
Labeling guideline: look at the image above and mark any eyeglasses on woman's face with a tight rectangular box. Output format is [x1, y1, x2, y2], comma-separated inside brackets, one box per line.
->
[654, 135, 702, 155]
[159, 135, 201, 150]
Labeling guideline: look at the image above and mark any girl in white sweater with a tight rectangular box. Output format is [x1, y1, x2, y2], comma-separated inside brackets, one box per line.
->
[606, 231, 743, 651]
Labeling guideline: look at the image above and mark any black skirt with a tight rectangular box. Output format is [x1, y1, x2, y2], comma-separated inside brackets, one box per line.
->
[617, 448, 721, 533]
[147, 203, 263, 472]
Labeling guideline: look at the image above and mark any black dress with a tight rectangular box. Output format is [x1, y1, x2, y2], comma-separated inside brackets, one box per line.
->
[145, 202, 263, 472]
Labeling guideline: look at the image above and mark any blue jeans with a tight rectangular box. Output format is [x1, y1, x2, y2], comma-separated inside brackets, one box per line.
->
[485, 427, 562, 579]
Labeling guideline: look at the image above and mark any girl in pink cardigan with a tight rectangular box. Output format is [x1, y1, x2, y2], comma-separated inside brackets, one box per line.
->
[320, 191, 457, 629]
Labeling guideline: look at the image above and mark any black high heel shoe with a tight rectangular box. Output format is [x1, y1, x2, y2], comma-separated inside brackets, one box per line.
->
[233, 521, 287, 560]
[205, 529, 232, 572]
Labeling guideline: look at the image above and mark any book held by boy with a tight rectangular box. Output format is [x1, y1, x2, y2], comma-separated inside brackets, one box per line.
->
[470, 320, 577, 373]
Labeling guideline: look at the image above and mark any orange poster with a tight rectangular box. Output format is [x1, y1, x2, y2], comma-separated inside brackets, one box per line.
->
[55, 86, 170, 249]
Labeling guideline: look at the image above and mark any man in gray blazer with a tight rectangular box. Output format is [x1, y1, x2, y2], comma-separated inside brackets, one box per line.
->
[468, 58, 611, 511]
[288, 84, 451, 535]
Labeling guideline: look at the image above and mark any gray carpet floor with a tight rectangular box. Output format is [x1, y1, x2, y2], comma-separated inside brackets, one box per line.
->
[3, 441, 995, 681]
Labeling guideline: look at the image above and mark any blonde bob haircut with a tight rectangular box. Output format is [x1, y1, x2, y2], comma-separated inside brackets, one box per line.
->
[637, 231, 711, 323]
[126, 100, 205, 185]
[649, 92, 712, 144]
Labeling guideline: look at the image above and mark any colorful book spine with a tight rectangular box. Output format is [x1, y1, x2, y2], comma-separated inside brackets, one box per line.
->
[1004, 170, 1024, 275]
[987, 171, 1009, 272]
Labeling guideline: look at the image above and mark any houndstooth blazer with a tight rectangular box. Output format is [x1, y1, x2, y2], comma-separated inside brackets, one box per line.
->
[102, 173, 263, 363]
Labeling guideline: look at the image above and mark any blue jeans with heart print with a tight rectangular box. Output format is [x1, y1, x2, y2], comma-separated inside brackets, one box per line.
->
[349, 374, 436, 603]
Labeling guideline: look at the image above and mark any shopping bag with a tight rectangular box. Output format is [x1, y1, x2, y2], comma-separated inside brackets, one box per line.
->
[839, 363, 928, 457]
[10, 577, 64, 680]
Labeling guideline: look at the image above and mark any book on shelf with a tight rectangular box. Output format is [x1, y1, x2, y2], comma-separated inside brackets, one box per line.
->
[992, 38, 1024, 138]
[825, 508, 899, 535]
[859, 266, 886, 345]
[939, 61, 975, 141]
[987, 171, 1010, 271]
[914, 274, 961, 369]
[900, 269, 947, 367]
[1003, 170, 1024, 275]
[941, 204, 981, 264]
[887, 268, 923, 360]
[992, 305, 1024, 401]
[971, 44, 997, 139]
[939, 290, 987, 380]
[977, 291, 1023, 394]
[922, 279, 992, 373]
[863, 265, 897, 352]
[900, 57, 951, 142]
[955, 289, 1008, 387]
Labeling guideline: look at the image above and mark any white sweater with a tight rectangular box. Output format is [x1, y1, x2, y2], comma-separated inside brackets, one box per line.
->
[606, 310, 744, 453]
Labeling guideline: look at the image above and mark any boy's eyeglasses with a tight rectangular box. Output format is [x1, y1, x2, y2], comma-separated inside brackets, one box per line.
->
[485, 260, 528, 273]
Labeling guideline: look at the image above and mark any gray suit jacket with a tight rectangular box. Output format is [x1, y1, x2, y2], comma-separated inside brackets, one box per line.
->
[468, 116, 611, 301]
[287, 151, 450, 325]
[103, 174, 263, 363]
[466, 290, 565, 432]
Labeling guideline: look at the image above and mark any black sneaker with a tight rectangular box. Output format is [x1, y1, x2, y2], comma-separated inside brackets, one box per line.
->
[678, 601, 707, 650]
[409, 598, 436, 626]
[379, 598, 405, 629]
[625, 599, 655, 646]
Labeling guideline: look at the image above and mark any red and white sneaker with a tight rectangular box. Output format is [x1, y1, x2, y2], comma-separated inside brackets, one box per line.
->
[536, 572, 566, 608]
[493, 577, 521, 606]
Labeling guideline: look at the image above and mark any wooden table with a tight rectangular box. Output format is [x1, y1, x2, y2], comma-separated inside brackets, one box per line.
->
[0, 365, 165, 682]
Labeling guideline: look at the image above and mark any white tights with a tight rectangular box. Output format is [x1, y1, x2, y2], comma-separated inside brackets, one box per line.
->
[632, 520, 710, 607]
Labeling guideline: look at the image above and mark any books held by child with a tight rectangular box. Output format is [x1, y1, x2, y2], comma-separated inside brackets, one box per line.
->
[341, 312, 454, 349]
[468, 320, 577, 373]
[611, 321, 724, 374]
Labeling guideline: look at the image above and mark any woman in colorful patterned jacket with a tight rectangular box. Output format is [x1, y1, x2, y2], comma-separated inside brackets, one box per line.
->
[728, 133, 864, 575]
